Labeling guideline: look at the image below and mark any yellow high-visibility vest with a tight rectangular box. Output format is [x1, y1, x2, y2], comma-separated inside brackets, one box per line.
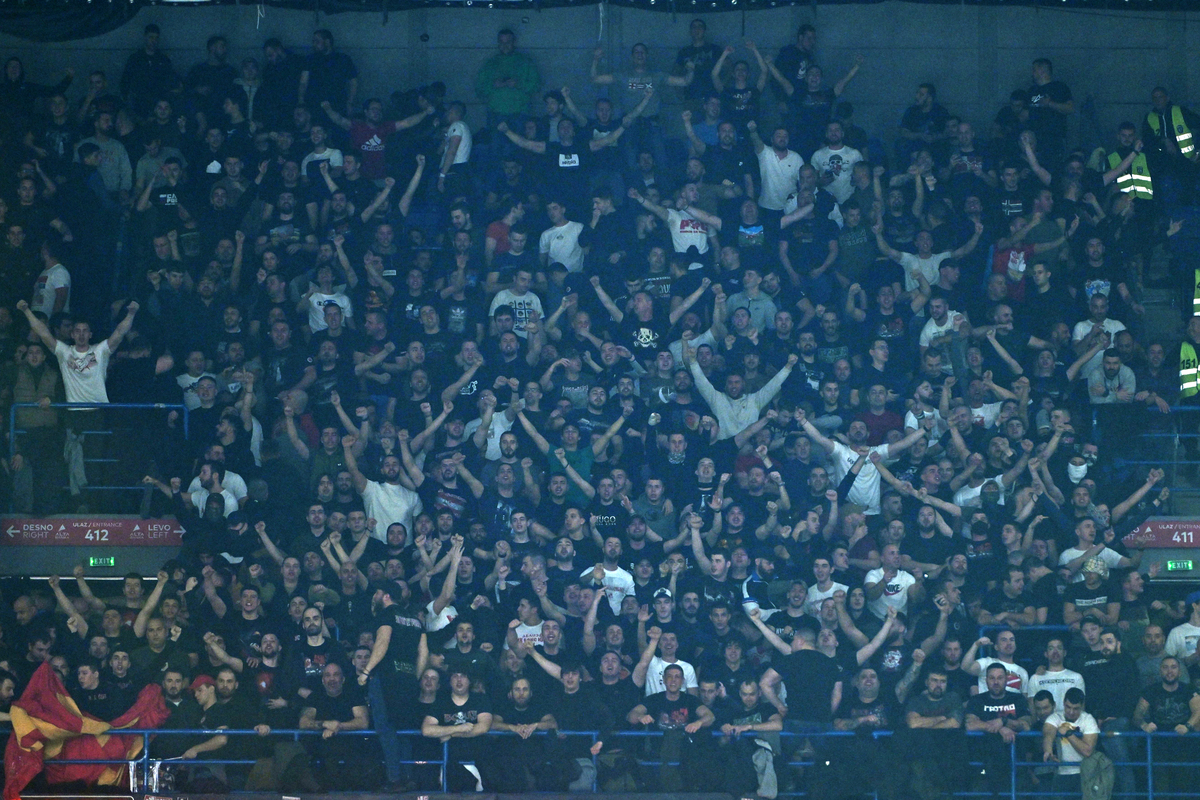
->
[1107, 150, 1153, 200]
[1181, 340, 1199, 398]
[1147, 105, 1195, 156]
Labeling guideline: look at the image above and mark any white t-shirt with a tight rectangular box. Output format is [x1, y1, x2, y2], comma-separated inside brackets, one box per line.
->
[177, 371, 219, 411]
[539, 221, 585, 273]
[511, 621, 545, 649]
[1044, 710, 1099, 775]
[489, 289, 544, 338]
[805, 582, 849, 617]
[666, 209, 711, 255]
[1025, 667, 1085, 712]
[969, 401, 1004, 429]
[1071, 318, 1127, 379]
[953, 477, 1006, 509]
[918, 314, 961, 349]
[425, 599, 458, 633]
[464, 413, 515, 461]
[829, 441, 891, 515]
[864, 567, 916, 619]
[299, 147, 344, 176]
[445, 120, 472, 165]
[757, 148, 804, 211]
[973, 657, 1029, 694]
[1058, 545, 1124, 582]
[32, 263, 71, 317]
[582, 565, 635, 615]
[189, 487, 240, 516]
[54, 340, 112, 403]
[361, 479, 423, 542]
[644, 656, 699, 696]
[305, 291, 352, 332]
[1165, 621, 1200, 660]
[900, 252, 953, 294]
[189, 470, 248, 501]
[809, 145, 863, 203]
[905, 407, 947, 439]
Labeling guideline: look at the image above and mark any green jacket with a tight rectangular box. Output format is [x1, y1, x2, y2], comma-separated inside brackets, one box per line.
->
[475, 52, 540, 115]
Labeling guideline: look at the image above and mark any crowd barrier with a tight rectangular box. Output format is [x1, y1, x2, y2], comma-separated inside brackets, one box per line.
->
[12, 725, 1200, 799]
[8, 402, 189, 511]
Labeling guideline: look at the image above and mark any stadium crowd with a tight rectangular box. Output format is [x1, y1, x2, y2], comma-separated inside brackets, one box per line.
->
[2, 15, 1200, 799]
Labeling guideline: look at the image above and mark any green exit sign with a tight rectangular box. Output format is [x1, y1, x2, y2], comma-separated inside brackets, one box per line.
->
[88, 556, 116, 568]
[1166, 560, 1194, 572]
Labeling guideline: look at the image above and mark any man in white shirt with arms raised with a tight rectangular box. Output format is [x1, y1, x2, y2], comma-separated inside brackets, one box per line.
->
[342, 432, 422, 543]
[18, 299, 139, 404]
[794, 409, 930, 515]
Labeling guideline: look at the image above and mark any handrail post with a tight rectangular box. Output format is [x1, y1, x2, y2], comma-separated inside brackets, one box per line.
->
[591, 732, 599, 792]
[442, 739, 449, 792]
[1009, 735, 1017, 800]
[1146, 731, 1153, 800]
[142, 731, 151, 789]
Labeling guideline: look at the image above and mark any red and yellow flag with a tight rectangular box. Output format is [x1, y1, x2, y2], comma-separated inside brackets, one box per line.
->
[4, 663, 169, 800]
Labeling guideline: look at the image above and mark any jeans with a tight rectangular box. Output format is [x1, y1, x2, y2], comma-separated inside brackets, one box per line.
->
[367, 674, 410, 785]
[1100, 716, 1134, 798]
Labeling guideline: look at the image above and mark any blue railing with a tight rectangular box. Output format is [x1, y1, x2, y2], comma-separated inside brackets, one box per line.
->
[8, 402, 189, 509]
[16, 725, 1200, 798]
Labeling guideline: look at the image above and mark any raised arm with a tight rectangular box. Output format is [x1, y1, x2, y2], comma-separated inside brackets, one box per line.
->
[496, 120, 548, 154]
[871, 220, 904, 263]
[516, 410, 552, 455]
[16, 300, 59, 351]
[627, 187, 671, 222]
[589, 275, 625, 323]
[681, 109, 707, 156]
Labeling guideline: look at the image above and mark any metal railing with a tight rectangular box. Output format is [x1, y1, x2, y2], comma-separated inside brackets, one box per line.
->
[8, 403, 188, 510]
[1107, 404, 1200, 473]
[15, 725, 1200, 798]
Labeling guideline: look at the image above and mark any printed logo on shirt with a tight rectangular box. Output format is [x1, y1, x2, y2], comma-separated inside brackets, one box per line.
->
[558, 153, 580, 168]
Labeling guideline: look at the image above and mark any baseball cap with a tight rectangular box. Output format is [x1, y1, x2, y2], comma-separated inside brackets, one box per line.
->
[653, 588, 672, 600]
[1082, 556, 1110, 580]
[190, 675, 216, 690]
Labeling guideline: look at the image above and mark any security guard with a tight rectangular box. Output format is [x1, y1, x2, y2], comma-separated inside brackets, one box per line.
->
[1104, 124, 1153, 200]
[1144, 87, 1200, 162]
[1143, 87, 1200, 206]
[1180, 315, 1200, 400]
[1175, 315, 1200, 476]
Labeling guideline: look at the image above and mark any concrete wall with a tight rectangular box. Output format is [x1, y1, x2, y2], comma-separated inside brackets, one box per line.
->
[2, 2, 1199, 154]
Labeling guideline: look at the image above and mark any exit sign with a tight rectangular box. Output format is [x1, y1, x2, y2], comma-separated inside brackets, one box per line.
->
[88, 556, 116, 568]
[1167, 560, 1194, 572]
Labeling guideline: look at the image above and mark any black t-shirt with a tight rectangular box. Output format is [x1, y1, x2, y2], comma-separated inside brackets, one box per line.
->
[641, 690, 704, 731]
[418, 478, 478, 522]
[441, 290, 486, 341]
[375, 603, 426, 680]
[835, 693, 899, 732]
[307, 684, 366, 725]
[903, 531, 961, 570]
[1030, 572, 1065, 626]
[1139, 683, 1199, 728]
[979, 586, 1033, 618]
[544, 143, 591, 199]
[283, 638, 350, 695]
[1064, 580, 1116, 617]
[965, 689, 1024, 723]
[618, 314, 671, 360]
[1027, 81, 1073, 144]
[773, 649, 842, 723]
[427, 691, 493, 758]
